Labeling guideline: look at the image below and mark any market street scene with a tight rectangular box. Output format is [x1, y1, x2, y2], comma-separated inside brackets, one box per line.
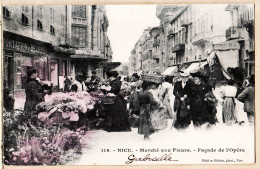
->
[3, 4, 255, 165]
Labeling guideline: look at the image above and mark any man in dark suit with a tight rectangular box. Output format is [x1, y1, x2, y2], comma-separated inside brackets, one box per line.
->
[173, 72, 192, 129]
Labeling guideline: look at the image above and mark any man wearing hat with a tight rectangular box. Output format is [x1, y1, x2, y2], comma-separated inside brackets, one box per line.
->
[189, 72, 210, 127]
[172, 72, 192, 129]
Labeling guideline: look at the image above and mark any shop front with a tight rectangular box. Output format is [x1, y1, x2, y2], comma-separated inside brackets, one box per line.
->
[3, 32, 49, 94]
[70, 53, 108, 79]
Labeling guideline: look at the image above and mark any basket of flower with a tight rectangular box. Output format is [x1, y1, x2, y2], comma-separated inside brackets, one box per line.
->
[36, 92, 96, 125]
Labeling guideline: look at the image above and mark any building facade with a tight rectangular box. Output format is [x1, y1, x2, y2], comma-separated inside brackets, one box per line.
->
[3, 5, 72, 92]
[128, 28, 150, 75]
[130, 4, 253, 81]
[3, 5, 113, 93]
[225, 4, 254, 77]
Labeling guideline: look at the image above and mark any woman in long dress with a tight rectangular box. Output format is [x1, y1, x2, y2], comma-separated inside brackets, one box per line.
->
[149, 82, 168, 131]
[103, 71, 131, 132]
[138, 81, 157, 140]
[161, 76, 174, 119]
[189, 72, 210, 128]
[220, 79, 237, 125]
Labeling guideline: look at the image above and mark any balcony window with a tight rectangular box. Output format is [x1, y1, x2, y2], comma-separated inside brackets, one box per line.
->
[50, 25, 55, 35]
[37, 20, 43, 30]
[3, 6, 10, 18]
[21, 13, 29, 26]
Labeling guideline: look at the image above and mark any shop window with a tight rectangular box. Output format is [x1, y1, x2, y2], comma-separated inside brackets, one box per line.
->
[3, 6, 10, 18]
[37, 20, 43, 30]
[21, 13, 29, 26]
[50, 25, 55, 35]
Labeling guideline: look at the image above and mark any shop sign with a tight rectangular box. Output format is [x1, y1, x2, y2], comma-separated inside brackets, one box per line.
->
[4, 38, 47, 54]
[213, 40, 241, 51]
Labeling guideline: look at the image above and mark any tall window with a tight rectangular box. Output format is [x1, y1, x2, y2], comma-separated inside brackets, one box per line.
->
[61, 14, 65, 37]
[50, 25, 55, 35]
[3, 6, 10, 18]
[72, 5, 86, 18]
[71, 26, 87, 47]
[21, 13, 29, 25]
[37, 19, 43, 30]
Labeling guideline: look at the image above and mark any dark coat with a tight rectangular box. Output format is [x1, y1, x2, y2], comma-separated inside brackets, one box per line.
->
[189, 82, 210, 125]
[129, 91, 141, 112]
[173, 81, 192, 112]
[172, 81, 192, 129]
[104, 78, 131, 132]
[64, 78, 71, 92]
[237, 86, 255, 113]
[24, 78, 45, 113]
[110, 79, 122, 95]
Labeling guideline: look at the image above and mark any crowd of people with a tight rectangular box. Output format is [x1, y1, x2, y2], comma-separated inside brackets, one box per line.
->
[4, 66, 255, 141]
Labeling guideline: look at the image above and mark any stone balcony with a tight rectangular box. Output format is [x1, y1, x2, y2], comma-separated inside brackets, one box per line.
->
[72, 17, 87, 26]
[192, 32, 209, 45]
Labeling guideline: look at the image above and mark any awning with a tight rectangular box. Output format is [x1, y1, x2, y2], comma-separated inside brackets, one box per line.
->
[215, 50, 239, 79]
[162, 66, 178, 76]
[102, 62, 121, 72]
[183, 61, 208, 74]
[70, 54, 107, 60]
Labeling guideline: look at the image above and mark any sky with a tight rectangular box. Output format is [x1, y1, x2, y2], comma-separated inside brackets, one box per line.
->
[106, 5, 160, 63]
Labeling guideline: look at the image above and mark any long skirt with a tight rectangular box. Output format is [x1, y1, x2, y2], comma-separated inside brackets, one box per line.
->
[190, 99, 208, 127]
[222, 97, 237, 124]
[163, 96, 173, 119]
[138, 104, 154, 136]
[150, 105, 168, 130]
[103, 95, 131, 132]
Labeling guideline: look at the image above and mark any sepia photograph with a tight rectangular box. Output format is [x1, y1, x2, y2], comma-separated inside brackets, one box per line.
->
[2, 3, 255, 166]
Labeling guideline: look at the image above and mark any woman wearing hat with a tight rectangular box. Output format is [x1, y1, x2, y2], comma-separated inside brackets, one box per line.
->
[189, 72, 210, 128]
[173, 72, 192, 129]
[103, 71, 131, 132]
[138, 81, 157, 140]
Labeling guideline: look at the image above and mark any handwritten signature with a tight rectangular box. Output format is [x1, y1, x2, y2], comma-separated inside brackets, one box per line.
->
[125, 153, 178, 164]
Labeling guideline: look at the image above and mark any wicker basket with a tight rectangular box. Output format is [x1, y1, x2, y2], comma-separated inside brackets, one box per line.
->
[141, 74, 164, 83]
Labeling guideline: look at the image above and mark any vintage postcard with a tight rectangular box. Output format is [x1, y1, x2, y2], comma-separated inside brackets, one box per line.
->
[1, 1, 257, 168]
